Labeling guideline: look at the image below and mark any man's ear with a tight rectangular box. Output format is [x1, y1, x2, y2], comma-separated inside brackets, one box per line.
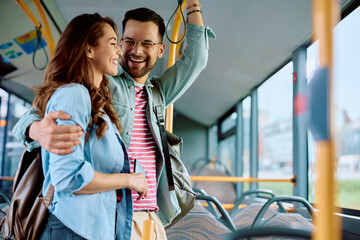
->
[87, 46, 94, 59]
[157, 43, 166, 58]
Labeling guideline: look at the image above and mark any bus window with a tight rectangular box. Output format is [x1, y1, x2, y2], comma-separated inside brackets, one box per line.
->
[258, 62, 294, 195]
[307, 6, 360, 211]
[242, 96, 251, 192]
[333, 6, 360, 210]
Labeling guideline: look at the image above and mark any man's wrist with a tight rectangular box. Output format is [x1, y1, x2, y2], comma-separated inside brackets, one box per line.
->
[25, 125, 34, 143]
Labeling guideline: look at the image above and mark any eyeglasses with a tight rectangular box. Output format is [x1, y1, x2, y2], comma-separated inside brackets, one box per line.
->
[121, 38, 162, 50]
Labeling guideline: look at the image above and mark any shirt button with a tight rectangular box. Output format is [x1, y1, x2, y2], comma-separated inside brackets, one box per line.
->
[131, 107, 134, 111]
[127, 131, 131, 135]
[129, 85, 133, 89]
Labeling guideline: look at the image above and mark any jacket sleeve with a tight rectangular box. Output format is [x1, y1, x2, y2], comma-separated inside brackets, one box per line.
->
[155, 23, 215, 107]
[12, 107, 42, 151]
[46, 84, 94, 194]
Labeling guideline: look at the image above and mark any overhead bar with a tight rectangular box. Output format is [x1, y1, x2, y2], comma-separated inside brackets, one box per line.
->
[165, 1, 187, 133]
[14, 0, 55, 57]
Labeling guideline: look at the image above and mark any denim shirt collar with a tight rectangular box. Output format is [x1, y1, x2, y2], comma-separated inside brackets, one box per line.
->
[116, 64, 154, 88]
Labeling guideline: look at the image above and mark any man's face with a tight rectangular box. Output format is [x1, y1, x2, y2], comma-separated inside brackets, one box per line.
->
[120, 19, 165, 84]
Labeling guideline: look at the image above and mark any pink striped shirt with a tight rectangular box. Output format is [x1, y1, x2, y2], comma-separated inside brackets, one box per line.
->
[128, 85, 158, 211]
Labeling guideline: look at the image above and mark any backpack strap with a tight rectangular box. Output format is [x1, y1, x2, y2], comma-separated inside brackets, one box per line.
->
[151, 83, 175, 191]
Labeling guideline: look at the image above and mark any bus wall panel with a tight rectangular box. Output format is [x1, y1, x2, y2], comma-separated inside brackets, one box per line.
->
[173, 113, 207, 168]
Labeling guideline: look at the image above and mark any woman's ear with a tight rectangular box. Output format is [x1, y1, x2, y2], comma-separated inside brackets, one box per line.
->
[87, 46, 94, 59]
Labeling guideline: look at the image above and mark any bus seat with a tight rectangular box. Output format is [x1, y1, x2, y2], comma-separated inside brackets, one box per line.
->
[166, 195, 236, 240]
[190, 157, 236, 205]
[0, 191, 11, 239]
[166, 202, 232, 240]
[251, 196, 316, 231]
[262, 213, 314, 231]
[232, 203, 279, 229]
[227, 226, 312, 240]
[192, 166, 236, 205]
[230, 189, 276, 218]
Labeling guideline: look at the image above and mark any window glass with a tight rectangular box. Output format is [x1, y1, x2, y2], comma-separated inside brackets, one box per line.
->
[242, 97, 251, 192]
[306, 42, 319, 204]
[258, 62, 293, 195]
[221, 112, 237, 134]
[0, 88, 10, 174]
[307, 6, 360, 210]
[5, 94, 31, 175]
[208, 124, 218, 161]
[333, 6, 360, 210]
[242, 96, 251, 178]
[0, 91, 31, 193]
[219, 135, 236, 175]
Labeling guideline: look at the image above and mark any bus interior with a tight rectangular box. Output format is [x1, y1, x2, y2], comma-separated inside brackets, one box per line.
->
[1, 0, 360, 239]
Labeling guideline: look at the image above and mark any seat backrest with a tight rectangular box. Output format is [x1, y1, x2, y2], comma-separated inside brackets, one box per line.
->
[232, 203, 279, 229]
[262, 213, 314, 231]
[193, 166, 236, 204]
[166, 204, 232, 240]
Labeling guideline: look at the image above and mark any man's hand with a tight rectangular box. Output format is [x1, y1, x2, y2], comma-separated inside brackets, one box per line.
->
[29, 111, 83, 155]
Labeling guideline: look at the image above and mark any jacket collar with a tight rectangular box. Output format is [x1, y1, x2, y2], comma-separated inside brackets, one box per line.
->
[116, 63, 154, 88]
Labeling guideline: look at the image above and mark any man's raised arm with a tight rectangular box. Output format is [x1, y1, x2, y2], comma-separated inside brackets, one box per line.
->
[186, 0, 204, 26]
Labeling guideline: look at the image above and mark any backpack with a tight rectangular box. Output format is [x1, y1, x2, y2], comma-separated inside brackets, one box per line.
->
[1, 148, 54, 240]
[151, 84, 195, 228]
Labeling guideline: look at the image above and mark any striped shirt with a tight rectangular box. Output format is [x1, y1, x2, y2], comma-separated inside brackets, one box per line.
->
[128, 84, 158, 211]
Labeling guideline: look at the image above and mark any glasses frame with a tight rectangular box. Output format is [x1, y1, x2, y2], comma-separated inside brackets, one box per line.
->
[121, 37, 162, 50]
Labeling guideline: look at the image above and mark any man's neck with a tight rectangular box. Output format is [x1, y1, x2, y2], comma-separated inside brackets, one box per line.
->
[132, 76, 148, 85]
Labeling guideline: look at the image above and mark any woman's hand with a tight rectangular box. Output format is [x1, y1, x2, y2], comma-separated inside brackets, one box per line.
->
[129, 173, 148, 201]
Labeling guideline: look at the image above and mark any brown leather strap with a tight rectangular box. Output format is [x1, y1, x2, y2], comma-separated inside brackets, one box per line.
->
[43, 185, 54, 208]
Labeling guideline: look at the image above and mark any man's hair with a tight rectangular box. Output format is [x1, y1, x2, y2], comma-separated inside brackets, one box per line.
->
[122, 8, 165, 41]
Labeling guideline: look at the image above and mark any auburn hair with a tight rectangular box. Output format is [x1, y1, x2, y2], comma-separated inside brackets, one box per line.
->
[33, 13, 122, 141]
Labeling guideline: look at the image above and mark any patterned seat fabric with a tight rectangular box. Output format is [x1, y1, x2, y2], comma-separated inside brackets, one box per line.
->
[166, 202, 232, 240]
[232, 203, 279, 229]
[262, 213, 314, 231]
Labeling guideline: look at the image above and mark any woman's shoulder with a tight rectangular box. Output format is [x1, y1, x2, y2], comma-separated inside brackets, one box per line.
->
[47, 84, 91, 113]
[54, 83, 89, 96]
[50, 84, 90, 102]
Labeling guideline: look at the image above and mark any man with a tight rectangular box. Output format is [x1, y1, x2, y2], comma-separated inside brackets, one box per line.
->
[13, 2, 214, 239]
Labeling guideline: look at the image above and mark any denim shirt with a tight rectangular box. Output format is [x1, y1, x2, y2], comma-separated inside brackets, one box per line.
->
[41, 84, 132, 240]
[13, 23, 215, 228]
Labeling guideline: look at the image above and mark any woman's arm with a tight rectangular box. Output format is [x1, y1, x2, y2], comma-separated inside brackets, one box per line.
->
[74, 171, 148, 200]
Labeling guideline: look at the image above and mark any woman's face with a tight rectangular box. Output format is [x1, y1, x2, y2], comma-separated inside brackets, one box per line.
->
[88, 23, 122, 85]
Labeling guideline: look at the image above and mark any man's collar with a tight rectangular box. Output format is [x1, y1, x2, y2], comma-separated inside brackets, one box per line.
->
[116, 63, 154, 88]
[116, 63, 126, 77]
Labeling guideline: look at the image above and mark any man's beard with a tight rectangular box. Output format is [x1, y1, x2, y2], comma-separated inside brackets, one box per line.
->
[120, 56, 155, 79]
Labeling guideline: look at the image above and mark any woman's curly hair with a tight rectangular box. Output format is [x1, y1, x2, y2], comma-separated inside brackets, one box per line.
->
[33, 13, 122, 141]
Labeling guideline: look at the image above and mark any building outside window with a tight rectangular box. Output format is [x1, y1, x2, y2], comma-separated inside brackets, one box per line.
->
[307, 6, 360, 210]
[258, 62, 294, 195]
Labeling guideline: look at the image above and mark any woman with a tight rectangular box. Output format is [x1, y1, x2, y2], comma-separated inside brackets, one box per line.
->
[34, 13, 148, 240]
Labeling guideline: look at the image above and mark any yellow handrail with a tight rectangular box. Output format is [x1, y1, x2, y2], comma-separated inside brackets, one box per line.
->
[14, 0, 55, 57]
[165, 1, 187, 133]
[190, 174, 296, 187]
[142, 219, 154, 240]
[32, 0, 55, 57]
[312, 0, 341, 240]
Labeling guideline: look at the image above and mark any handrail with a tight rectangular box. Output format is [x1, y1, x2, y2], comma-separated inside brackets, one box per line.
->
[0, 176, 14, 181]
[142, 219, 154, 240]
[14, 0, 55, 57]
[190, 174, 297, 187]
[312, 0, 341, 240]
[32, 0, 55, 56]
[165, 0, 186, 133]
